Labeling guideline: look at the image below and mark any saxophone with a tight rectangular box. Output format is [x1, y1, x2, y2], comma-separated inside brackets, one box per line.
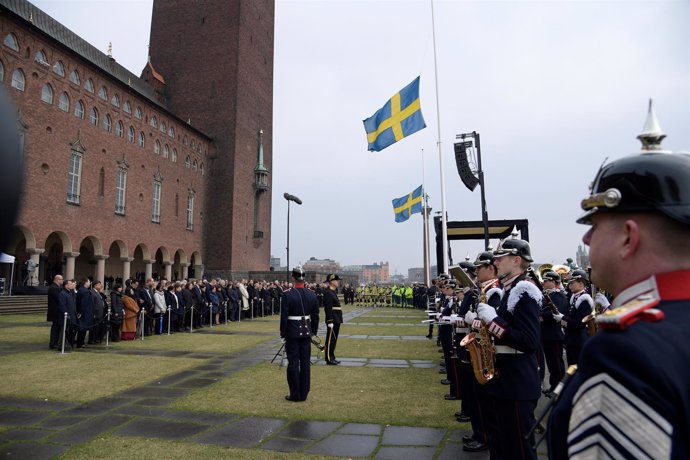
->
[459, 282, 497, 385]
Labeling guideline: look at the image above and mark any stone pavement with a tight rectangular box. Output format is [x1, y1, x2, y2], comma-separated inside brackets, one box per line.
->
[0, 308, 549, 459]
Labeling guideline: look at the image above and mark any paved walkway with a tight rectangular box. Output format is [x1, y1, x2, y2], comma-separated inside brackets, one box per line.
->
[0, 308, 549, 459]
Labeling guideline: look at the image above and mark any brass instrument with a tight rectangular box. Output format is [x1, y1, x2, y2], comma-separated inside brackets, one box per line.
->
[553, 264, 571, 282]
[459, 283, 497, 385]
[538, 263, 553, 280]
[310, 335, 326, 353]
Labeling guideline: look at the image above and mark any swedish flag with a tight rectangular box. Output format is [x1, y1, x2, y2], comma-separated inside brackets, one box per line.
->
[363, 77, 426, 152]
[392, 185, 423, 223]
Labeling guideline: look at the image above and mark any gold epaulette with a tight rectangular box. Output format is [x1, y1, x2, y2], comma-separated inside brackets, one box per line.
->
[596, 295, 664, 331]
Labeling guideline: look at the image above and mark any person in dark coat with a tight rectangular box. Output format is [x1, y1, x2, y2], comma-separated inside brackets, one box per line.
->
[539, 271, 567, 396]
[57, 279, 77, 349]
[228, 282, 240, 322]
[280, 266, 320, 402]
[109, 283, 124, 342]
[75, 278, 94, 348]
[182, 282, 195, 330]
[47, 274, 64, 349]
[90, 280, 106, 344]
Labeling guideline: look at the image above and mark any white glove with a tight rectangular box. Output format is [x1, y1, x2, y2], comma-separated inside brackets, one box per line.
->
[281, 337, 286, 344]
[476, 303, 498, 324]
[327, 323, 334, 329]
[553, 313, 564, 322]
[464, 311, 477, 324]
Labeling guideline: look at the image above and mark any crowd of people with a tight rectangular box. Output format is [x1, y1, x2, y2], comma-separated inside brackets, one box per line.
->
[46, 276, 296, 350]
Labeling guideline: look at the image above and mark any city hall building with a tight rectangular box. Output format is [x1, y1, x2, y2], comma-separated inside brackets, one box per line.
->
[0, 0, 274, 288]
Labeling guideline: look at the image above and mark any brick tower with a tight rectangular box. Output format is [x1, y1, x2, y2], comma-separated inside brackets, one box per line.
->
[147, 0, 274, 276]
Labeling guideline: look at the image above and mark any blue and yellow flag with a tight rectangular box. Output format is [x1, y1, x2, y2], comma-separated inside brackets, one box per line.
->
[392, 185, 423, 223]
[363, 77, 426, 152]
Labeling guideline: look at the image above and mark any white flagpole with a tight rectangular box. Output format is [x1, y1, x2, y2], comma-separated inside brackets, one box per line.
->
[430, 0, 449, 274]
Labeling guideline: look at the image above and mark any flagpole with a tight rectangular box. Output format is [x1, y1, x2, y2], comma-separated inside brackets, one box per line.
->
[430, 0, 449, 275]
[421, 149, 431, 286]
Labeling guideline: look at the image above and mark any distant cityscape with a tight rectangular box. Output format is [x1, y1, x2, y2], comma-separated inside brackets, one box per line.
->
[271, 245, 590, 285]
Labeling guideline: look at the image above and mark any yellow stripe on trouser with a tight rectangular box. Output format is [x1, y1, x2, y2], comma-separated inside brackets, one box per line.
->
[326, 325, 337, 362]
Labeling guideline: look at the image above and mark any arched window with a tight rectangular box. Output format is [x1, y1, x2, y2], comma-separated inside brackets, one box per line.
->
[98, 86, 107, 101]
[41, 84, 53, 104]
[69, 69, 80, 85]
[11, 69, 25, 91]
[149, 115, 157, 128]
[138, 131, 145, 148]
[103, 114, 112, 132]
[98, 167, 105, 197]
[172, 148, 177, 163]
[53, 60, 65, 77]
[3, 33, 19, 52]
[127, 126, 135, 143]
[84, 78, 94, 93]
[58, 92, 70, 112]
[190, 139, 196, 149]
[90, 107, 99, 125]
[115, 120, 124, 137]
[111, 94, 120, 107]
[163, 144, 169, 159]
[160, 121, 166, 133]
[74, 100, 85, 119]
[134, 106, 142, 119]
[154, 139, 161, 155]
[192, 159, 198, 172]
[185, 155, 191, 168]
[183, 135, 188, 146]
[34, 50, 48, 65]
[0, 60, 4, 82]
[168, 126, 174, 139]
[123, 100, 131, 114]
[199, 162, 205, 176]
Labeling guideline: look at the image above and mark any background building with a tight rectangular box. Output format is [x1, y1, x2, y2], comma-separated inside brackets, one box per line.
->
[302, 257, 340, 274]
[1, 0, 274, 289]
[361, 262, 389, 284]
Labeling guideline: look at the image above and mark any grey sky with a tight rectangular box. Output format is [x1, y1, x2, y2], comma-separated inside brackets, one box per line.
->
[31, 0, 690, 276]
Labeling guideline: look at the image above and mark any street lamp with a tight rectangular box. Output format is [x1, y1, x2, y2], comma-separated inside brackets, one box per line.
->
[284, 193, 302, 281]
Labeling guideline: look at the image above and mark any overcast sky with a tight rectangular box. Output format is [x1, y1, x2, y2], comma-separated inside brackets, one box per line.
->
[32, 0, 690, 277]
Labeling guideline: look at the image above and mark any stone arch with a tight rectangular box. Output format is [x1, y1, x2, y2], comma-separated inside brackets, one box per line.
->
[105, 239, 128, 285]
[43, 231, 72, 282]
[153, 246, 171, 281]
[75, 236, 102, 282]
[189, 251, 203, 280]
[2, 226, 35, 290]
[131, 244, 150, 283]
[172, 249, 186, 281]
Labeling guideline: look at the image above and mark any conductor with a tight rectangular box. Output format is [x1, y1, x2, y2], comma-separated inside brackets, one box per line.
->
[280, 266, 320, 402]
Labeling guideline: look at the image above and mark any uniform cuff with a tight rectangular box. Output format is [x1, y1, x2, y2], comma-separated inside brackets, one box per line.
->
[488, 317, 507, 338]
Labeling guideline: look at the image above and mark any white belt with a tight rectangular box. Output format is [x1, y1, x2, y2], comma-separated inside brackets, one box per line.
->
[332, 307, 342, 310]
[288, 316, 308, 321]
[494, 345, 523, 355]
[454, 327, 468, 333]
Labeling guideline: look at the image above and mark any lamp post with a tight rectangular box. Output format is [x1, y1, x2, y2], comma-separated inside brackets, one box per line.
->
[284, 193, 302, 282]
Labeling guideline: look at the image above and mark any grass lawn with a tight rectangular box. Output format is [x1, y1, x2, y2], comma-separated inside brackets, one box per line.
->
[59, 436, 334, 460]
[336, 337, 438, 360]
[0, 313, 46, 324]
[0, 351, 201, 403]
[343, 325, 428, 336]
[172, 362, 462, 430]
[0, 326, 49, 344]
[121, 332, 272, 354]
[348, 316, 424, 324]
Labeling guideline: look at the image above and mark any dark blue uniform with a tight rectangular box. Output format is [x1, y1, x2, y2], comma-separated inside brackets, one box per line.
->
[280, 285, 319, 401]
[323, 287, 342, 364]
[548, 270, 690, 459]
[484, 275, 541, 460]
[562, 290, 591, 365]
[540, 289, 567, 392]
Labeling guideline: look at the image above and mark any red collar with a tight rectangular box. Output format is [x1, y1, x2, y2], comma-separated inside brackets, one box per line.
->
[614, 269, 690, 307]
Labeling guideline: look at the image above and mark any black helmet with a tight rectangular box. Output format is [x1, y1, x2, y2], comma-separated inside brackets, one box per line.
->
[474, 251, 495, 267]
[578, 101, 690, 226]
[542, 271, 561, 283]
[569, 269, 588, 283]
[458, 261, 477, 276]
[494, 238, 533, 262]
[291, 266, 306, 281]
